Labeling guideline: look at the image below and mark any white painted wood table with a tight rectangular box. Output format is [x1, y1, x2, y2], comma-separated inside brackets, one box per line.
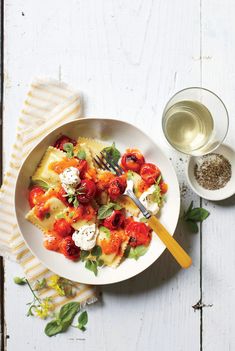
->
[1, 1, 235, 350]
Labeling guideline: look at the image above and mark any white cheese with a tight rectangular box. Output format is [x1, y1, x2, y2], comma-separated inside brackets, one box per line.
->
[59, 167, 81, 194]
[139, 185, 159, 215]
[72, 223, 98, 251]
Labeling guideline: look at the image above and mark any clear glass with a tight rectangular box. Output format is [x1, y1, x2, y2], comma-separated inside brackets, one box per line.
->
[162, 87, 229, 156]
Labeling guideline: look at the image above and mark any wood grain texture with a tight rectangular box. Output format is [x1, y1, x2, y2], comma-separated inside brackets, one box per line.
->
[200, 1, 235, 350]
[2, 0, 234, 350]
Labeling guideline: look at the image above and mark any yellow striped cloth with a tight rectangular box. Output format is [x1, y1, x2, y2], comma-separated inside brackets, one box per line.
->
[0, 78, 97, 308]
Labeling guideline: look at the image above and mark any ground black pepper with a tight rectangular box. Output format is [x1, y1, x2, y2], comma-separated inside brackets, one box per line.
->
[194, 153, 232, 190]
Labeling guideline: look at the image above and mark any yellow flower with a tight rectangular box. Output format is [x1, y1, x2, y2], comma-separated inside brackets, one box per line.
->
[47, 275, 66, 296]
[34, 298, 55, 319]
[47, 275, 60, 288]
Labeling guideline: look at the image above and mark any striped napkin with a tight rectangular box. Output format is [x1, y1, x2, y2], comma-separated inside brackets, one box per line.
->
[0, 78, 97, 309]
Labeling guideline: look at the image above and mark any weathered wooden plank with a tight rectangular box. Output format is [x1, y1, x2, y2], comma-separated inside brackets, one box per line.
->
[201, 1, 235, 350]
[3, 1, 202, 350]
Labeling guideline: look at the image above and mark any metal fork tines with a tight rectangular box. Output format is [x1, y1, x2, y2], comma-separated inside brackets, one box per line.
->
[93, 152, 124, 176]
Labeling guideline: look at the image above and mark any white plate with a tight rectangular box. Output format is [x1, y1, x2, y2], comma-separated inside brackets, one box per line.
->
[15, 118, 180, 285]
[186, 144, 235, 201]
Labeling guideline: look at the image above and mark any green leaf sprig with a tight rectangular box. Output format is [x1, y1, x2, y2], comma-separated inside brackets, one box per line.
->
[63, 142, 74, 158]
[183, 201, 210, 233]
[84, 245, 104, 276]
[101, 142, 121, 164]
[125, 245, 149, 260]
[77, 149, 86, 160]
[75, 311, 88, 331]
[45, 302, 80, 337]
[97, 202, 122, 219]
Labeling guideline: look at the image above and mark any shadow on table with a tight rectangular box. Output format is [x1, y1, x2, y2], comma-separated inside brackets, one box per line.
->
[211, 194, 235, 207]
[100, 218, 195, 299]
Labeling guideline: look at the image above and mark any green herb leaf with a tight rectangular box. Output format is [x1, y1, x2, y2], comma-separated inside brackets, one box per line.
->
[97, 259, 104, 267]
[127, 170, 135, 180]
[77, 149, 86, 160]
[73, 197, 79, 208]
[187, 220, 199, 233]
[59, 301, 80, 324]
[102, 142, 121, 164]
[69, 211, 75, 218]
[186, 208, 210, 222]
[85, 260, 98, 276]
[91, 245, 102, 257]
[45, 320, 64, 337]
[128, 245, 149, 260]
[68, 197, 73, 203]
[77, 311, 88, 331]
[97, 202, 122, 219]
[45, 212, 50, 219]
[124, 245, 131, 258]
[151, 184, 163, 207]
[139, 217, 147, 223]
[99, 226, 110, 238]
[63, 143, 74, 158]
[30, 179, 50, 190]
[56, 213, 66, 219]
[34, 278, 47, 291]
[80, 250, 90, 262]
[14, 276, 27, 285]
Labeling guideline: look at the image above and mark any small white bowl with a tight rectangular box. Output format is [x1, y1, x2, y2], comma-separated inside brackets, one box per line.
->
[186, 144, 235, 201]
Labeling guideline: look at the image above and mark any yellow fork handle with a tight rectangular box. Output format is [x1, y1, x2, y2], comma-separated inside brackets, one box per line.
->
[147, 215, 192, 269]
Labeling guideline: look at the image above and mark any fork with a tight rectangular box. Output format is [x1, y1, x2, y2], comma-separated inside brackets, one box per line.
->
[94, 152, 192, 269]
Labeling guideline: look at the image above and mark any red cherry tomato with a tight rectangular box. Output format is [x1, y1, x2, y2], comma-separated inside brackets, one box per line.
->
[121, 149, 145, 172]
[43, 233, 61, 251]
[34, 203, 50, 221]
[125, 221, 151, 247]
[160, 182, 168, 194]
[60, 236, 80, 260]
[103, 210, 125, 230]
[140, 163, 161, 185]
[82, 204, 97, 221]
[54, 135, 77, 151]
[77, 179, 96, 204]
[53, 219, 73, 237]
[108, 175, 127, 200]
[57, 187, 71, 206]
[28, 187, 45, 208]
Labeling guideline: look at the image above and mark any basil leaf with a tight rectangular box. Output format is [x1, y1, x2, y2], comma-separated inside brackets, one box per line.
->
[187, 208, 210, 222]
[13, 276, 26, 285]
[73, 197, 79, 208]
[44, 320, 64, 337]
[77, 149, 86, 160]
[30, 179, 50, 190]
[85, 260, 98, 276]
[91, 245, 102, 257]
[59, 301, 80, 324]
[124, 245, 131, 258]
[187, 220, 199, 233]
[97, 259, 104, 267]
[63, 142, 74, 158]
[102, 142, 121, 164]
[80, 250, 90, 262]
[69, 211, 75, 218]
[77, 311, 88, 331]
[139, 217, 147, 223]
[97, 202, 122, 219]
[128, 245, 149, 260]
[99, 226, 110, 238]
[45, 212, 50, 219]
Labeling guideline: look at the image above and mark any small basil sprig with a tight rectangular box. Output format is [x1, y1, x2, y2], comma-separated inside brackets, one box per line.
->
[77, 149, 86, 160]
[30, 179, 50, 190]
[183, 201, 210, 233]
[14, 276, 27, 285]
[63, 143, 74, 158]
[125, 245, 149, 260]
[83, 245, 103, 275]
[75, 311, 88, 331]
[97, 202, 122, 219]
[45, 302, 80, 337]
[102, 142, 121, 164]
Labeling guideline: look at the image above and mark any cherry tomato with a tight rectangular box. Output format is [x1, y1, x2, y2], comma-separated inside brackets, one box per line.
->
[108, 175, 127, 200]
[43, 233, 61, 251]
[103, 210, 125, 230]
[28, 187, 45, 208]
[57, 187, 70, 206]
[125, 221, 151, 247]
[160, 182, 168, 194]
[60, 236, 80, 260]
[121, 149, 145, 172]
[77, 179, 96, 204]
[54, 135, 76, 151]
[53, 218, 73, 237]
[100, 230, 125, 255]
[34, 203, 50, 221]
[140, 163, 161, 185]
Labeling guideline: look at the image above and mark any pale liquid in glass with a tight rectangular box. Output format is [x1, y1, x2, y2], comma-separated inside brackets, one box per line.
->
[163, 100, 214, 154]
